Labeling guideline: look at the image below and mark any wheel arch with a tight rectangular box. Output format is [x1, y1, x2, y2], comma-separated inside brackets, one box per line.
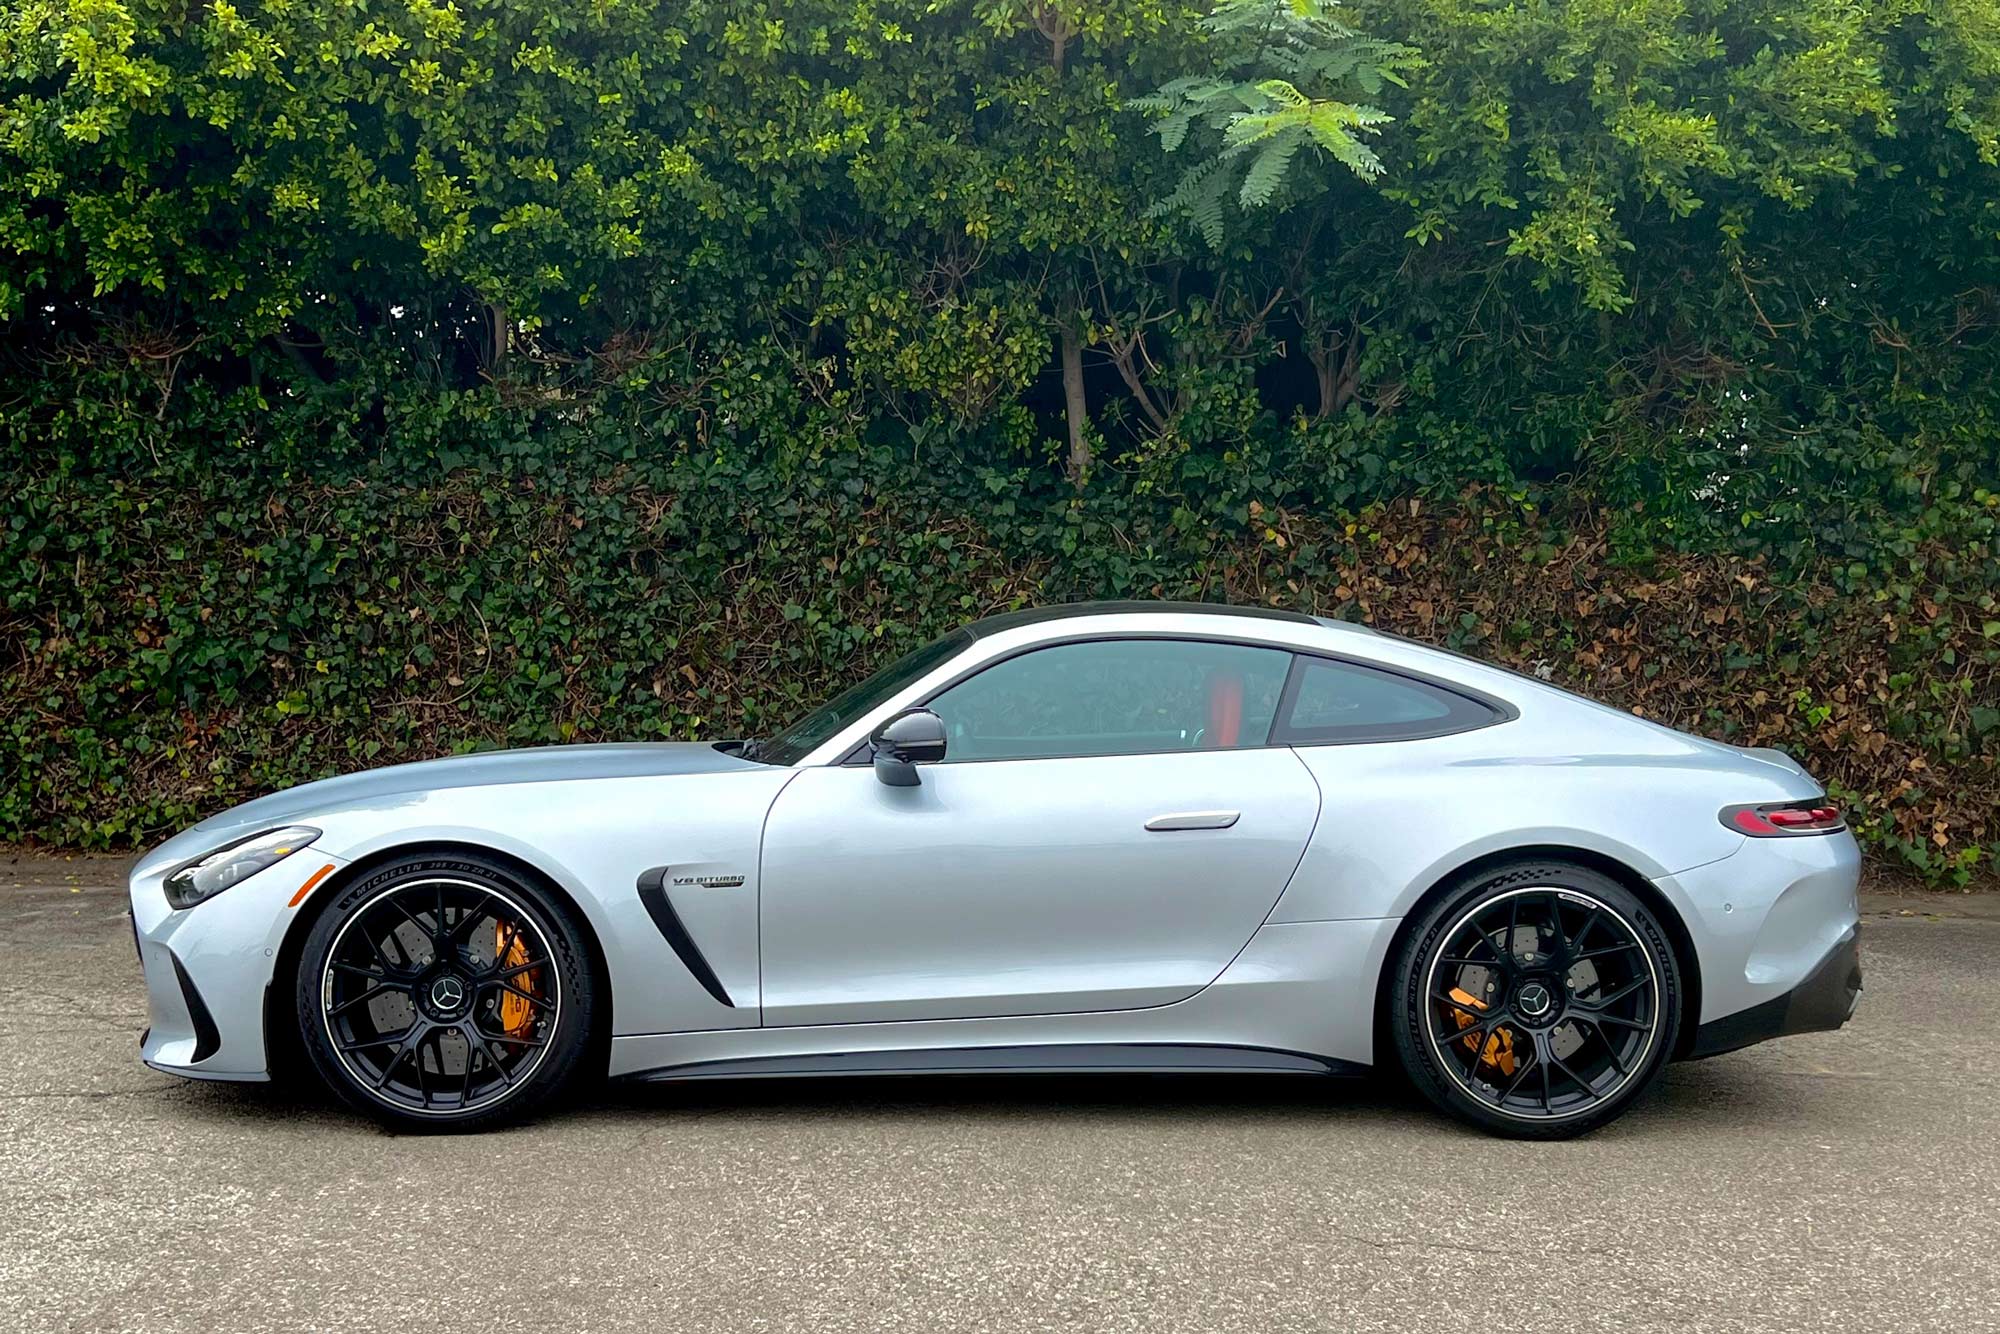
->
[262, 838, 616, 1084]
[1371, 843, 1704, 1063]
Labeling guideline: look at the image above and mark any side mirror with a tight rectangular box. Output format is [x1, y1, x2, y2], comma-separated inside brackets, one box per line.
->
[870, 708, 948, 787]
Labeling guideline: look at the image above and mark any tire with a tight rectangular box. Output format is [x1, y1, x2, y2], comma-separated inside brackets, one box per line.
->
[296, 852, 597, 1131]
[1389, 860, 1682, 1140]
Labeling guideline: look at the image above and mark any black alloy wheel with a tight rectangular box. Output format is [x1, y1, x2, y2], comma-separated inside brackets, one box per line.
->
[1391, 861, 1681, 1139]
[297, 853, 595, 1130]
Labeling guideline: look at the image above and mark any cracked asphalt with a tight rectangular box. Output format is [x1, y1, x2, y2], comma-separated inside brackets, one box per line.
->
[4, 854, 1998, 1333]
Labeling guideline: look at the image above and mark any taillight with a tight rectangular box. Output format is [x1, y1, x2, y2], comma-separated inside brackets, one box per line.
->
[1722, 801, 1845, 837]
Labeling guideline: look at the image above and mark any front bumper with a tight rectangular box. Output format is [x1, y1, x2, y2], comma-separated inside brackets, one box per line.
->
[130, 834, 349, 1082]
[1689, 926, 1862, 1058]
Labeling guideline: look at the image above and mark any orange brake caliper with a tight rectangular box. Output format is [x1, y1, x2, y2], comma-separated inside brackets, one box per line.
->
[494, 921, 540, 1040]
[1447, 986, 1517, 1077]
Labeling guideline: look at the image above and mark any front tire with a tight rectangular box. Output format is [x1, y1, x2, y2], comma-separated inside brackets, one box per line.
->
[296, 853, 596, 1131]
[1390, 861, 1682, 1139]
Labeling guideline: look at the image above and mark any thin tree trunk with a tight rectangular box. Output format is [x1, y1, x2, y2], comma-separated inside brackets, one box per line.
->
[1308, 340, 1337, 420]
[1061, 324, 1088, 484]
[1310, 325, 1362, 419]
[1106, 333, 1172, 435]
[487, 302, 509, 375]
[1034, 4, 1071, 76]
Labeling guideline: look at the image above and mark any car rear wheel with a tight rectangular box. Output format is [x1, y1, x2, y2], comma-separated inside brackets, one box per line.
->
[296, 853, 596, 1131]
[1389, 861, 1682, 1139]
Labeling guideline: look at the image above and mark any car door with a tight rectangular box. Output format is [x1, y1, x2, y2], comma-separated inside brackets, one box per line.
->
[757, 637, 1322, 1026]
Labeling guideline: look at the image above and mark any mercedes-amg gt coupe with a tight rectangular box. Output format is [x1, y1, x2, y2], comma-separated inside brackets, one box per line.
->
[129, 602, 1862, 1138]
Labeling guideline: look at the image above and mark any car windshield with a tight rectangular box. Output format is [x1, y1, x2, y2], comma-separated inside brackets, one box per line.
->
[749, 627, 974, 765]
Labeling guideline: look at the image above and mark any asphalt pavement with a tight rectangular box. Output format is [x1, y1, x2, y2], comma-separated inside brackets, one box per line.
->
[4, 854, 1997, 1333]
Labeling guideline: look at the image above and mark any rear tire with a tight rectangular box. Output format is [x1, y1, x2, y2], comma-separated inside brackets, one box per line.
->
[296, 853, 596, 1131]
[1390, 860, 1681, 1139]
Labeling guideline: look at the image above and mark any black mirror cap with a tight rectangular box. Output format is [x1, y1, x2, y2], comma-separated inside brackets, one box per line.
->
[873, 752, 921, 787]
[871, 707, 947, 785]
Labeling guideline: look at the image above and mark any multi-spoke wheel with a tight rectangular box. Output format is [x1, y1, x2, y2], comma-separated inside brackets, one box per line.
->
[296, 854, 596, 1129]
[1390, 862, 1682, 1139]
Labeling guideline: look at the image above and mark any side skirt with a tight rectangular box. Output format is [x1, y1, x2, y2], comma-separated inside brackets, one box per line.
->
[618, 1042, 1368, 1083]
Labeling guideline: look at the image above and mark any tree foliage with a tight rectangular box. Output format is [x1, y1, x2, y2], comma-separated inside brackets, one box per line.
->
[1, 0, 1997, 880]
[1134, 0, 1415, 245]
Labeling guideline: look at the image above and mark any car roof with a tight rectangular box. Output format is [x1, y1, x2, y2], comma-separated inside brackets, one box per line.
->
[964, 600, 1321, 638]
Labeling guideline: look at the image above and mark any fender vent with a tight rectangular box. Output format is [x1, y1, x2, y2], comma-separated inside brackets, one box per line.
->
[635, 867, 734, 1007]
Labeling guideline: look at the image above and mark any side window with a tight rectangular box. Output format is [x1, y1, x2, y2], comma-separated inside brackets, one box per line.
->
[1275, 656, 1498, 744]
[926, 639, 1292, 762]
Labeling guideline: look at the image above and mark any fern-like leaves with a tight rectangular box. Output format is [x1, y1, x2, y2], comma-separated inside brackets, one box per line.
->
[1137, 0, 1415, 245]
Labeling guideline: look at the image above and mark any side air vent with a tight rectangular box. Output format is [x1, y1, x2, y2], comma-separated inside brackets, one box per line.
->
[169, 953, 222, 1063]
[635, 867, 734, 1007]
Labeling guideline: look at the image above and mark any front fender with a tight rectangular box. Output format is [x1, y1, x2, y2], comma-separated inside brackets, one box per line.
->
[301, 769, 797, 1035]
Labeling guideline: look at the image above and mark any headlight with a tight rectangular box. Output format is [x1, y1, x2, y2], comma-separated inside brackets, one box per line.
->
[164, 826, 321, 910]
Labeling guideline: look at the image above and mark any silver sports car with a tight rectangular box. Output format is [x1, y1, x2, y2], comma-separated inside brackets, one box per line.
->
[129, 602, 1862, 1138]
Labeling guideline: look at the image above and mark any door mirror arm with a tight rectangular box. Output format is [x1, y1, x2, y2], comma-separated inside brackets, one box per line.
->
[870, 708, 948, 786]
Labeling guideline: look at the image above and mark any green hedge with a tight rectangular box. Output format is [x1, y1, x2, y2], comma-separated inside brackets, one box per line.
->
[5, 382, 1994, 882]
[2, 0, 1998, 881]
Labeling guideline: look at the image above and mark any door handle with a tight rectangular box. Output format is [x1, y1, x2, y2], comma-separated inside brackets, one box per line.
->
[1144, 810, 1240, 832]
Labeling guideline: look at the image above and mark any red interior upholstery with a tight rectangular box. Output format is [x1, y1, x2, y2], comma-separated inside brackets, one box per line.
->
[1206, 672, 1244, 747]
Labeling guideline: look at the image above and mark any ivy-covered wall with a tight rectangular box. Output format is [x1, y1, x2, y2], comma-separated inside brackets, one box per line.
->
[2, 0, 1996, 880]
[8, 385, 1994, 882]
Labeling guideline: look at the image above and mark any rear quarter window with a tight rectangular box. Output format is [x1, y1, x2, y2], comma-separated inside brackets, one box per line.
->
[1274, 656, 1502, 744]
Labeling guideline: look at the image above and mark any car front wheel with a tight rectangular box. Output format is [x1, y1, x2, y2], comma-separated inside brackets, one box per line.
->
[1389, 861, 1682, 1139]
[296, 853, 596, 1131]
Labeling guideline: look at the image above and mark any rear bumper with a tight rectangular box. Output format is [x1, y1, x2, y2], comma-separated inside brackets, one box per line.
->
[1654, 828, 1861, 1028]
[1689, 926, 1862, 1058]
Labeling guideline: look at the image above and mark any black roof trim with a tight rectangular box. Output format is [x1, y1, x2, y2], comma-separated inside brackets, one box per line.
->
[964, 600, 1317, 638]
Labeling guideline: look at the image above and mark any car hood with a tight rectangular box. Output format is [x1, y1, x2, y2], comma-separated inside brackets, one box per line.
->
[188, 742, 767, 836]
